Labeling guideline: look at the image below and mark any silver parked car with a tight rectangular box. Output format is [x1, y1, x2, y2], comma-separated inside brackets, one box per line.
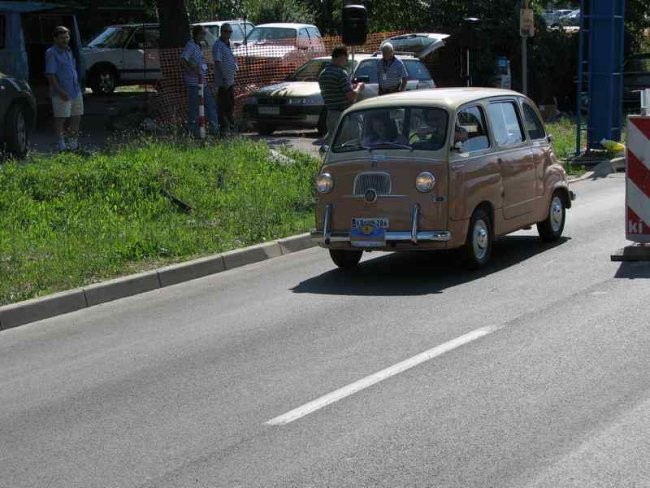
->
[243, 52, 437, 136]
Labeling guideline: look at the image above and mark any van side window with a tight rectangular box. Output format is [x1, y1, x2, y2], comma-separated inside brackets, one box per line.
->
[0, 15, 5, 49]
[456, 106, 490, 152]
[522, 102, 546, 140]
[487, 101, 525, 146]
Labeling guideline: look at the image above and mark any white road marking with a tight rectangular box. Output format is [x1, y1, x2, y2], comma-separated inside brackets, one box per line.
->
[266, 325, 498, 426]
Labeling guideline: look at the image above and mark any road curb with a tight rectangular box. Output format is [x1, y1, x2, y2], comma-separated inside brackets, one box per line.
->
[0, 233, 316, 331]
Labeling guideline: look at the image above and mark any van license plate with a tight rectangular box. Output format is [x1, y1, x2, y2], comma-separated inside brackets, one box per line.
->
[350, 218, 388, 248]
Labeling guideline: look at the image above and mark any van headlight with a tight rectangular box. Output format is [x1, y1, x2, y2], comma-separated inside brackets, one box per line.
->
[316, 173, 334, 193]
[415, 172, 436, 192]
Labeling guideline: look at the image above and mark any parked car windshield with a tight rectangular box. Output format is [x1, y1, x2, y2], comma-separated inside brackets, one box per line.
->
[287, 59, 329, 81]
[332, 107, 448, 152]
[246, 27, 296, 43]
[87, 26, 133, 48]
[287, 58, 355, 81]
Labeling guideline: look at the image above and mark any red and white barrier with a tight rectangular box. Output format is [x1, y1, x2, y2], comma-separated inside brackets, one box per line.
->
[625, 115, 650, 243]
[197, 73, 206, 139]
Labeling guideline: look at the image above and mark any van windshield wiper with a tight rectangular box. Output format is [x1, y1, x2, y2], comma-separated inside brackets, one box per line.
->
[369, 142, 413, 151]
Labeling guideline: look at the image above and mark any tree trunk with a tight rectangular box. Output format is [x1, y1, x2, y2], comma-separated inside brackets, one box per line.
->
[156, 0, 190, 48]
[152, 0, 190, 124]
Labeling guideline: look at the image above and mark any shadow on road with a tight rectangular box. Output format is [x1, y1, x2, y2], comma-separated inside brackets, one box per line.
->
[292, 236, 571, 296]
[614, 262, 650, 279]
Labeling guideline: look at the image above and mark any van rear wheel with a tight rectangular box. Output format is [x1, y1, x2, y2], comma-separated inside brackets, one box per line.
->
[329, 249, 363, 269]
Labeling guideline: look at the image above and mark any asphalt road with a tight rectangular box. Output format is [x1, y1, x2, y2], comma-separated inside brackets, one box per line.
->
[1, 174, 649, 488]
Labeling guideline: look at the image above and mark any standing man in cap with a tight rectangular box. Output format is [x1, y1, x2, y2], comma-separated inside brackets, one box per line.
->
[377, 42, 408, 95]
[45, 26, 83, 152]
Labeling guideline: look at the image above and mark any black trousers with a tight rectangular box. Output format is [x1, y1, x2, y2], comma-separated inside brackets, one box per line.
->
[217, 85, 235, 131]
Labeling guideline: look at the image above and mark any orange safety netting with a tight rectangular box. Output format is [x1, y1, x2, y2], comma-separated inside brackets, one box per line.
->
[149, 32, 405, 126]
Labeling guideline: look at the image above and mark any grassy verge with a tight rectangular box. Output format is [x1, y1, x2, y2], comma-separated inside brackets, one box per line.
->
[0, 139, 319, 305]
[545, 117, 586, 176]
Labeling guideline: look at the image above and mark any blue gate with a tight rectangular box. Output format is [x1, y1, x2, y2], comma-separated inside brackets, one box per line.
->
[576, 0, 626, 152]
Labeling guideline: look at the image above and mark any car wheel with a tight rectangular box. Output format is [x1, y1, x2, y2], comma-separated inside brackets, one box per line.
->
[90, 67, 116, 95]
[3, 104, 30, 158]
[256, 123, 275, 136]
[329, 249, 363, 269]
[317, 109, 327, 136]
[462, 208, 492, 269]
[537, 192, 566, 242]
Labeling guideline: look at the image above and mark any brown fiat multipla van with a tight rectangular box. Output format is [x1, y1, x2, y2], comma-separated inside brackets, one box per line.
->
[310, 88, 576, 269]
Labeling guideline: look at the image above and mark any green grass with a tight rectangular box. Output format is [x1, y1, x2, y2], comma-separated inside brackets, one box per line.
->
[0, 139, 319, 305]
[545, 117, 587, 176]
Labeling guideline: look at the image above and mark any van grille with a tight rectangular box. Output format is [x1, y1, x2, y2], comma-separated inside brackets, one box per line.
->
[353, 172, 391, 196]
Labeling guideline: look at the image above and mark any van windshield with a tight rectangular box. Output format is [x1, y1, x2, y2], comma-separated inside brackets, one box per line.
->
[87, 27, 133, 48]
[332, 107, 449, 153]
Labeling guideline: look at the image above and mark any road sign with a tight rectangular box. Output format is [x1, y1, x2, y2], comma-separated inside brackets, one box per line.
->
[612, 114, 650, 261]
[520, 8, 534, 37]
[626, 116, 650, 243]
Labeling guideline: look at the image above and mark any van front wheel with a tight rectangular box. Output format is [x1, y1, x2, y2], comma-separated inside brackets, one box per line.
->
[537, 192, 566, 242]
[462, 208, 492, 269]
[329, 249, 363, 269]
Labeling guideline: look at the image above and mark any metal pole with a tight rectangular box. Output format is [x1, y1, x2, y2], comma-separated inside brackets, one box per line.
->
[522, 36, 527, 95]
[466, 48, 470, 87]
[521, 0, 528, 95]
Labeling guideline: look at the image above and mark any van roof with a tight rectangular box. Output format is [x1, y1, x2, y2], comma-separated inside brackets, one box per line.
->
[350, 87, 525, 111]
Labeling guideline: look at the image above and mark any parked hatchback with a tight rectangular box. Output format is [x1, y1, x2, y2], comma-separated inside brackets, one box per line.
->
[243, 53, 436, 135]
[82, 23, 161, 94]
[232, 22, 326, 75]
[0, 71, 37, 157]
[311, 88, 575, 269]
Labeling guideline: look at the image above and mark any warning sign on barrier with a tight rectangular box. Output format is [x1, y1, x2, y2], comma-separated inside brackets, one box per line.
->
[625, 116, 650, 243]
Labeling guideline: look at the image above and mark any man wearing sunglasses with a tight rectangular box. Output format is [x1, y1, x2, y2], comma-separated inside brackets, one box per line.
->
[212, 23, 239, 135]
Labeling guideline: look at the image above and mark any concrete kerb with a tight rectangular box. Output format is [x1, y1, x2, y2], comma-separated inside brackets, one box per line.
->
[0, 233, 316, 331]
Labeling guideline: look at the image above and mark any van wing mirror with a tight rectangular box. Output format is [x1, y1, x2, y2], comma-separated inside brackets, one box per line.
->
[451, 141, 464, 152]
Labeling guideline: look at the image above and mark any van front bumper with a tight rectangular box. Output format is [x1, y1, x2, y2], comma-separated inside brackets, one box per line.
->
[310, 203, 452, 246]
